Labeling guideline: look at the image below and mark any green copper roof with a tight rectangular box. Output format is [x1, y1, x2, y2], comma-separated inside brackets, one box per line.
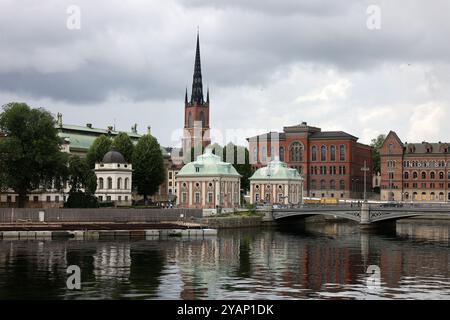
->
[57, 124, 168, 156]
[177, 148, 241, 177]
[249, 159, 303, 181]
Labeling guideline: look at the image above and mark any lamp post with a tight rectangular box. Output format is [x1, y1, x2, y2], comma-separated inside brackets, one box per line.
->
[361, 161, 369, 203]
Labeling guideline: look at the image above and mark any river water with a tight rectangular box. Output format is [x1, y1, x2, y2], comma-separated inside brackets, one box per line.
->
[1, 221, 450, 300]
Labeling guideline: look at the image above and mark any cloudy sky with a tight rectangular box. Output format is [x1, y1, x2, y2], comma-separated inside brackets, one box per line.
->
[1, 0, 450, 147]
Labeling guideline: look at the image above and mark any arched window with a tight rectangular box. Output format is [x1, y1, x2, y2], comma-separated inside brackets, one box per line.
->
[439, 172, 444, 180]
[422, 172, 426, 179]
[311, 180, 317, 189]
[261, 146, 267, 162]
[107, 177, 113, 190]
[188, 112, 193, 128]
[320, 180, 326, 190]
[279, 147, 285, 162]
[289, 142, 304, 162]
[311, 146, 317, 161]
[320, 146, 327, 161]
[430, 172, 435, 179]
[330, 180, 336, 190]
[413, 172, 418, 179]
[339, 145, 345, 161]
[404, 172, 409, 179]
[117, 178, 122, 190]
[330, 145, 336, 161]
[199, 111, 205, 127]
[125, 178, 129, 190]
[99, 178, 104, 189]
[339, 180, 345, 190]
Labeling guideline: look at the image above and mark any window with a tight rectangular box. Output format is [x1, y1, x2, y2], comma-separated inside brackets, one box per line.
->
[339, 166, 346, 175]
[255, 194, 260, 202]
[188, 112, 193, 128]
[195, 167, 200, 173]
[117, 178, 122, 189]
[125, 178, 129, 190]
[320, 146, 327, 161]
[413, 172, 418, 179]
[404, 172, 409, 179]
[339, 145, 345, 161]
[99, 178, 104, 189]
[253, 147, 257, 163]
[33, 196, 38, 202]
[106, 196, 111, 202]
[421, 172, 426, 179]
[195, 192, 200, 204]
[311, 180, 317, 189]
[208, 192, 213, 203]
[330, 166, 336, 175]
[125, 196, 128, 201]
[311, 146, 317, 161]
[169, 172, 173, 179]
[118, 196, 122, 202]
[330, 145, 336, 161]
[98, 196, 103, 202]
[430, 172, 435, 179]
[199, 111, 205, 127]
[182, 192, 187, 203]
[330, 180, 336, 190]
[320, 180, 326, 190]
[279, 147, 285, 161]
[107, 177, 113, 189]
[262, 146, 267, 162]
[340, 180, 345, 190]
[46, 196, 51, 202]
[289, 142, 304, 162]
[439, 172, 444, 179]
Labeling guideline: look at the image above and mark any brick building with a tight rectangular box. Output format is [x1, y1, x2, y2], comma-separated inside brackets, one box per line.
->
[379, 131, 450, 202]
[247, 122, 373, 199]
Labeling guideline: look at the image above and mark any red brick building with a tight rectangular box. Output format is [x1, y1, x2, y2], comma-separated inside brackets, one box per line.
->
[379, 131, 450, 202]
[247, 122, 373, 199]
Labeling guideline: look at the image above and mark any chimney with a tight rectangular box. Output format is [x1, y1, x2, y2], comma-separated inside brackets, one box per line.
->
[86, 123, 92, 128]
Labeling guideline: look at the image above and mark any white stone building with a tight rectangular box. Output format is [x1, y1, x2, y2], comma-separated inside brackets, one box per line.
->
[249, 158, 304, 205]
[176, 148, 241, 209]
[95, 150, 132, 205]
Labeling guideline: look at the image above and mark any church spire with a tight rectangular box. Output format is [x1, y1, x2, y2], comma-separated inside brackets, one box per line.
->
[191, 30, 204, 104]
[185, 87, 188, 104]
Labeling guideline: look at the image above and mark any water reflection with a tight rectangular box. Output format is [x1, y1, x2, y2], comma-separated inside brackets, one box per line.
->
[1, 221, 450, 299]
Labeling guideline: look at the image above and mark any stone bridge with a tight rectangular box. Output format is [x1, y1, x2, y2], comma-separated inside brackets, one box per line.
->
[263, 203, 450, 225]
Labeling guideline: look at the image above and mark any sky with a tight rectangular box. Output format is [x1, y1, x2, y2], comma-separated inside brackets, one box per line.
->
[1, 0, 450, 147]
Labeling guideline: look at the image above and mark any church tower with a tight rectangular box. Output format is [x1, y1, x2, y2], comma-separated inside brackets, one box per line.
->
[183, 31, 210, 153]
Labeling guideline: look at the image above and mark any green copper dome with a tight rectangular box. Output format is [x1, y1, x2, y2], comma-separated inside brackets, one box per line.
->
[177, 148, 241, 177]
[250, 159, 303, 181]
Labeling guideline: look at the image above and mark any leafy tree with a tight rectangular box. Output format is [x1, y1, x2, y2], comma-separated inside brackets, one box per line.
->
[132, 134, 165, 204]
[65, 191, 98, 208]
[370, 134, 386, 174]
[0, 102, 68, 207]
[86, 134, 112, 168]
[112, 132, 134, 163]
[67, 155, 97, 194]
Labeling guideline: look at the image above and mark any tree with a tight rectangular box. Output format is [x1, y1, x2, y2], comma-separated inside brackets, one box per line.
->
[0, 102, 68, 207]
[370, 134, 386, 174]
[67, 155, 97, 194]
[112, 132, 134, 163]
[132, 134, 165, 204]
[86, 135, 112, 168]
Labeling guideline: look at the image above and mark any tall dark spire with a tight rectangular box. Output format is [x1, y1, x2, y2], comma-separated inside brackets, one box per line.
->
[191, 30, 204, 104]
[185, 87, 188, 104]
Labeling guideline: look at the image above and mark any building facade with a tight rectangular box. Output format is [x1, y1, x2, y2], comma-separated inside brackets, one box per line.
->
[176, 149, 241, 209]
[249, 158, 304, 205]
[94, 150, 132, 205]
[379, 131, 450, 202]
[247, 122, 373, 199]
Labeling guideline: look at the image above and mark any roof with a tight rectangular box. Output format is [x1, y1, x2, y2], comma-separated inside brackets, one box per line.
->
[404, 142, 450, 155]
[309, 131, 357, 140]
[249, 158, 303, 181]
[176, 148, 241, 177]
[57, 124, 168, 156]
[102, 150, 126, 164]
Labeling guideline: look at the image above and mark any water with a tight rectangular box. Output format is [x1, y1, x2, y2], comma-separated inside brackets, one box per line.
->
[2, 221, 450, 300]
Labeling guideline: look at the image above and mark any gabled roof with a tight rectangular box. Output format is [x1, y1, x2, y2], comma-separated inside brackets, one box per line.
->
[380, 131, 404, 150]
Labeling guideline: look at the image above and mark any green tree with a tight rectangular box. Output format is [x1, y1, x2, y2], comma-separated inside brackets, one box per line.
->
[133, 134, 165, 204]
[370, 134, 386, 174]
[67, 155, 97, 194]
[86, 135, 112, 168]
[112, 132, 134, 163]
[0, 102, 68, 207]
